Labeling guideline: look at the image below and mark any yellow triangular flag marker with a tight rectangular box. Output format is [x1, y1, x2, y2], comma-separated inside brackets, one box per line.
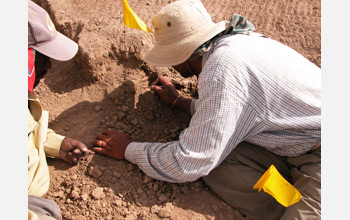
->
[253, 165, 302, 207]
[123, 0, 153, 33]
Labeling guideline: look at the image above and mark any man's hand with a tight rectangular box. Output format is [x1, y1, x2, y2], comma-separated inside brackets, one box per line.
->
[59, 138, 89, 164]
[151, 76, 193, 113]
[92, 129, 132, 160]
[150, 76, 179, 105]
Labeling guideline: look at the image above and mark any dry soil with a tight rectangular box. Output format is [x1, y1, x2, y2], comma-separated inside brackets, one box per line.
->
[32, 0, 320, 219]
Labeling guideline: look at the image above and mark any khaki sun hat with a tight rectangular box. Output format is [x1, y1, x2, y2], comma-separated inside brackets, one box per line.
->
[144, 0, 228, 67]
[28, 0, 78, 61]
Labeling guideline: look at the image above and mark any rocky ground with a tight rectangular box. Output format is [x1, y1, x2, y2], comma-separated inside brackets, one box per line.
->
[32, 0, 320, 219]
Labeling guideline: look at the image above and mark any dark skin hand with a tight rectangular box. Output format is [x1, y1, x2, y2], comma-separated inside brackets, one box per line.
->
[60, 138, 89, 164]
[151, 76, 193, 114]
[32, 50, 89, 164]
[92, 129, 132, 159]
[92, 57, 203, 159]
[93, 78, 180, 159]
[150, 76, 180, 105]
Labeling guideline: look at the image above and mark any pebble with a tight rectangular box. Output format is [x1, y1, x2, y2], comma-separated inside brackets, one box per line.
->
[113, 171, 122, 178]
[144, 175, 153, 184]
[126, 163, 134, 172]
[95, 105, 102, 112]
[81, 193, 89, 201]
[158, 194, 168, 203]
[88, 166, 102, 179]
[99, 119, 106, 126]
[150, 205, 161, 214]
[70, 190, 80, 200]
[53, 191, 65, 199]
[131, 118, 138, 125]
[158, 203, 173, 218]
[91, 187, 105, 200]
[112, 200, 123, 207]
[112, 115, 118, 122]
[71, 215, 86, 220]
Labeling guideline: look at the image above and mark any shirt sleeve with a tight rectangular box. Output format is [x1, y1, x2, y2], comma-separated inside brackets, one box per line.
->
[28, 209, 39, 220]
[125, 57, 258, 182]
[44, 128, 65, 158]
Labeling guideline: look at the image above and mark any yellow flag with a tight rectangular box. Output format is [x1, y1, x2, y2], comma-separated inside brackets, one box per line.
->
[122, 0, 153, 33]
[253, 165, 302, 207]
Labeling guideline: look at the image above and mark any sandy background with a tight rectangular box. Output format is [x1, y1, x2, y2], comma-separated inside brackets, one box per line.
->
[32, 0, 320, 219]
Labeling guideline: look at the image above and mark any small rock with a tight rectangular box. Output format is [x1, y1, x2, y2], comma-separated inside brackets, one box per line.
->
[70, 190, 80, 200]
[144, 175, 153, 184]
[158, 203, 173, 218]
[71, 215, 86, 220]
[117, 111, 125, 120]
[113, 171, 122, 178]
[63, 212, 71, 219]
[126, 163, 134, 172]
[113, 200, 123, 207]
[88, 166, 102, 179]
[152, 182, 159, 191]
[115, 122, 127, 130]
[64, 126, 69, 131]
[138, 210, 148, 220]
[81, 193, 89, 201]
[91, 187, 105, 200]
[95, 105, 102, 112]
[112, 115, 118, 122]
[131, 118, 138, 125]
[211, 204, 219, 213]
[70, 174, 78, 181]
[52, 191, 65, 199]
[150, 205, 161, 214]
[106, 121, 114, 128]
[158, 194, 168, 203]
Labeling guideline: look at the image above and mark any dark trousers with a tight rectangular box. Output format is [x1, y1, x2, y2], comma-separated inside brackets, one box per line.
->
[203, 141, 321, 220]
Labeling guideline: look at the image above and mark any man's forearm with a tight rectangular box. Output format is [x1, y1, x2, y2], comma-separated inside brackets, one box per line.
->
[174, 96, 193, 114]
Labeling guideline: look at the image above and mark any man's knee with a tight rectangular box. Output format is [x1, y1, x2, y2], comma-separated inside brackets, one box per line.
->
[28, 195, 61, 220]
[203, 162, 285, 220]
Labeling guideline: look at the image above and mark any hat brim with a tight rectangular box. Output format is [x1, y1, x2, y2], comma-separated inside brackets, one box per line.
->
[144, 21, 228, 67]
[32, 32, 78, 61]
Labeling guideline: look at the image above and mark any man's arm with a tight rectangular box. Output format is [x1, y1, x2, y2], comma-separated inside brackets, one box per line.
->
[150, 76, 193, 114]
[93, 74, 254, 183]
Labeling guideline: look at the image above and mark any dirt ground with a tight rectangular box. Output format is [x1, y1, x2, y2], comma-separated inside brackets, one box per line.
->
[32, 0, 321, 219]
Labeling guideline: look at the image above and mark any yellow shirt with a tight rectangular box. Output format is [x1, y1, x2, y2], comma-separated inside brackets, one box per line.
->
[28, 92, 65, 219]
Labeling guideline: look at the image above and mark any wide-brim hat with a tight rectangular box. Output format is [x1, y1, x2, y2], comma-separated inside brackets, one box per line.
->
[28, 0, 78, 61]
[144, 0, 228, 67]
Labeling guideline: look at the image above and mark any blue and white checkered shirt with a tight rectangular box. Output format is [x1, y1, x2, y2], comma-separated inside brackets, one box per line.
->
[126, 34, 321, 183]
